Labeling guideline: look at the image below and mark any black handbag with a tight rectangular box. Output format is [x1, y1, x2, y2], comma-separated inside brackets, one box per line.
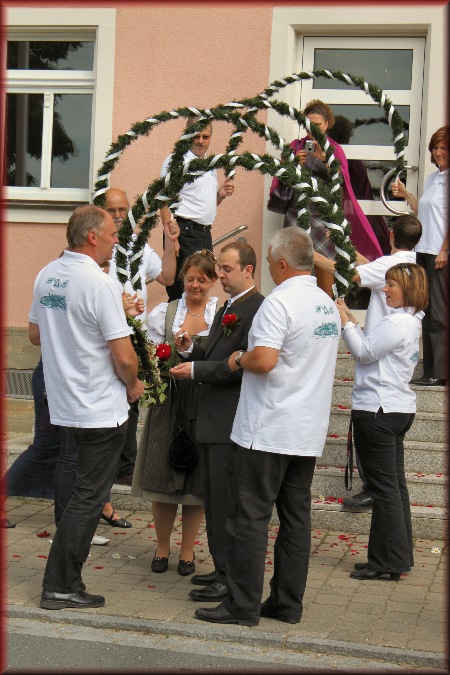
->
[168, 379, 198, 473]
[267, 186, 293, 214]
[168, 425, 198, 472]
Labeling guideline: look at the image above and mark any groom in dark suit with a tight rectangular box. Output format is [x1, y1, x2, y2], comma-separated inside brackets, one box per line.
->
[171, 241, 264, 602]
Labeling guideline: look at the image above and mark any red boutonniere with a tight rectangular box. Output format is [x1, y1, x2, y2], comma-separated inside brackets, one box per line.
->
[222, 313, 240, 336]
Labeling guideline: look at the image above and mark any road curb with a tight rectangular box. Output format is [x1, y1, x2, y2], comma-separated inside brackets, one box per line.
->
[8, 605, 447, 670]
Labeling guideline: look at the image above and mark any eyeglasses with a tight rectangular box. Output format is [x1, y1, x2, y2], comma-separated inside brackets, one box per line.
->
[106, 207, 128, 216]
[196, 249, 217, 263]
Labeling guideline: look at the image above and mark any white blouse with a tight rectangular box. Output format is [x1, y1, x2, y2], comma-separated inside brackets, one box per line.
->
[146, 292, 218, 344]
[342, 307, 424, 413]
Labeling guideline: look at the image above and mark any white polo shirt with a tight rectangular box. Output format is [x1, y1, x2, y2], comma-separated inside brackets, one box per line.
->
[230, 275, 340, 456]
[109, 237, 163, 319]
[342, 308, 424, 413]
[29, 250, 132, 428]
[417, 169, 449, 255]
[357, 250, 416, 334]
[160, 149, 218, 225]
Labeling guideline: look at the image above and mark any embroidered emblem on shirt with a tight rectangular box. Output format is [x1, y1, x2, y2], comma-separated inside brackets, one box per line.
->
[40, 294, 67, 311]
[410, 350, 419, 363]
[45, 277, 69, 288]
[314, 322, 339, 338]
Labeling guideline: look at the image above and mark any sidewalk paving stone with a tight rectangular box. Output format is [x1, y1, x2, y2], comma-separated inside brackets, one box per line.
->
[3, 496, 448, 670]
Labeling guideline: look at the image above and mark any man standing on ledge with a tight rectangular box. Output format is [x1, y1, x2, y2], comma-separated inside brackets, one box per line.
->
[29, 205, 144, 610]
[194, 227, 340, 626]
[160, 117, 235, 301]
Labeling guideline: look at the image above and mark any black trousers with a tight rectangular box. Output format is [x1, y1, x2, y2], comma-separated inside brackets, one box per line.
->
[416, 252, 448, 380]
[115, 399, 139, 479]
[166, 219, 213, 302]
[223, 447, 316, 623]
[353, 408, 415, 573]
[201, 442, 238, 585]
[42, 422, 127, 593]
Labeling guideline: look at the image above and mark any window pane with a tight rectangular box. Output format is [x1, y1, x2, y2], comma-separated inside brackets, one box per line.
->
[7, 41, 94, 70]
[51, 94, 92, 188]
[313, 49, 413, 90]
[328, 105, 409, 146]
[6, 93, 43, 187]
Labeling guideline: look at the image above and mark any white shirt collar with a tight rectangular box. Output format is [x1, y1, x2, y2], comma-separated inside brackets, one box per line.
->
[229, 285, 256, 305]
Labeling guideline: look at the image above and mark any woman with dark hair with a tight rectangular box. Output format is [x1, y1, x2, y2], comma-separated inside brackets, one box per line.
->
[131, 250, 218, 576]
[392, 126, 449, 386]
[269, 99, 382, 295]
[336, 263, 428, 580]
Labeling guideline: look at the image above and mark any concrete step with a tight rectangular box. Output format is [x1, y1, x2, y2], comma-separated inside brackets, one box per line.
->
[328, 407, 448, 443]
[312, 466, 447, 507]
[332, 379, 448, 414]
[335, 352, 425, 381]
[322, 435, 447, 473]
[108, 485, 447, 540]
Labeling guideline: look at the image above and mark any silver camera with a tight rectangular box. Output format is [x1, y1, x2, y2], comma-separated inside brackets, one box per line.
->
[305, 139, 315, 154]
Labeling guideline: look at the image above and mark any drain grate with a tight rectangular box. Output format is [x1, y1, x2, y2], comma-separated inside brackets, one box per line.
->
[4, 369, 34, 399]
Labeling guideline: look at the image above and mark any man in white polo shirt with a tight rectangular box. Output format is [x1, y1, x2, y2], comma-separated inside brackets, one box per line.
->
[160, 117, 235, 301]
[29, 205, 144, 610]
[194, 227, 340, 627]
[314, 214, 422, 508]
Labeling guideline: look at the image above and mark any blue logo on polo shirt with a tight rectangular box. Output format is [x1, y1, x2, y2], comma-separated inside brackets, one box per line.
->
[410, 350, 419, 363]
[314, 322, 339, 338]
[40, 294, 67, 311]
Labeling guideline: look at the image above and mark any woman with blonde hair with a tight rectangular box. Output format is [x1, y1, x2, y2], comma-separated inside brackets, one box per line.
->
[336, 263, 428, 581]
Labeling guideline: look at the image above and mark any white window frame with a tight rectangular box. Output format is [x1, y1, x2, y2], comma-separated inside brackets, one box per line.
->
[262, 5, 447, 295]
[5, 8, 116, 223]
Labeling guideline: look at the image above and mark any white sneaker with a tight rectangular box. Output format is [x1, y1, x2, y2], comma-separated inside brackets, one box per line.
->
[91, 534, 110, 546]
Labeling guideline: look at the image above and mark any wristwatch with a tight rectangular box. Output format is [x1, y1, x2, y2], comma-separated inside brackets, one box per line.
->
[235, 350, 245, 368]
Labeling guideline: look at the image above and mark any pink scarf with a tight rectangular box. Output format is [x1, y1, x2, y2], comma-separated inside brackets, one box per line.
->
[270, 137, 382, 261]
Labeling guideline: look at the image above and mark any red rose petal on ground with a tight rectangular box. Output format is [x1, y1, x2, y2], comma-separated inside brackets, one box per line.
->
[37, 531, 51, 538]
[337, 498, 344, 504]
[327, 434, 339, 438]
[37, 555, 48, 559]
[94, 566, 104, 570]
[337, 405, 350, 409]
[12, 555, 21, 558]
[147, 524, 155, 529]
[147, 585, 156, 588]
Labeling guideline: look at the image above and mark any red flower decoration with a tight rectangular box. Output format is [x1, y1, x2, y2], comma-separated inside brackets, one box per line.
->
[222, 313, 240, 336]
[155, 343, 172, 360]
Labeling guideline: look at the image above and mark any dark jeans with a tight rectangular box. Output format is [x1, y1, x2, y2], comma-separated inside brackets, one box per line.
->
[115, 399, 139, 479]
[353, 408, 415, 573]
[43, 422, 127, 593]
[223, 447, 316, 623]
[202, 442, 238, 585]
[166, 219, 213, 301]
[6, 358, 60, 499]
[416, 252, 448, 380]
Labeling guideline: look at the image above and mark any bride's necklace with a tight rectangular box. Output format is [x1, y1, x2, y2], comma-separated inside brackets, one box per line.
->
[186, 307, 205, 320]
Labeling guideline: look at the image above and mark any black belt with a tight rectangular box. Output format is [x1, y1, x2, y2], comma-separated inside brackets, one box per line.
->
[176, 216, 212, 232]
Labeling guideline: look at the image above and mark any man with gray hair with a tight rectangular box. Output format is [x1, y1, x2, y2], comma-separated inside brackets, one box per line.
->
[194, 227, 340, 626]
[29, 205, 144, 610]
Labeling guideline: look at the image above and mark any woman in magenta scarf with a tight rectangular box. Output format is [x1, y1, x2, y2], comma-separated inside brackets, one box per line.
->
[270, 99, 382, 294]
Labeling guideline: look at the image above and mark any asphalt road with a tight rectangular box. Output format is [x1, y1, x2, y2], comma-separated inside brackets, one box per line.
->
[6, 617, 440, 673]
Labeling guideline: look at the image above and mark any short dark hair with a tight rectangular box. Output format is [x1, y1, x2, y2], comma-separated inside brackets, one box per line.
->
[385, 263, 428, 312]
[428, 126, 449, 167]
[67, 205, 108, 248]
[327, 115, 354, 145]
[392, 215, 422, 250]
[220, 241, 257, 277]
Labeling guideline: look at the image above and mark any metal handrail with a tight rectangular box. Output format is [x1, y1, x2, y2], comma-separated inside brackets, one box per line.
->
[145, 224, 249, 285]
[380, 165, 418, 216]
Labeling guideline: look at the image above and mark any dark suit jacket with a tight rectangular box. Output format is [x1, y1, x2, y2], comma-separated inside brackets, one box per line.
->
[188, 287, 264, 444]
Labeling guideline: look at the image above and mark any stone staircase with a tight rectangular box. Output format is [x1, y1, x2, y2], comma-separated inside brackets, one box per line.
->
[4, 339, 448, 540]
[310, 338, 448, 539]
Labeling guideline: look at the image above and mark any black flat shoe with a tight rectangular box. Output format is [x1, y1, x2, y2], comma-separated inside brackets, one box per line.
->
[0, 518, 16, 528]
[191, 570, 218, 586]
[178, 557, 195, 576]
[350, 568, 401, 581]
[353, 562, 368, 570]
[151, 552, 169, 573]
[412, 376, 447, 387]
[343, 491, 373, 508]
[189, 581, 229, 602]
[101, 510, 132, 528]
[40, 589, 105, 610]
[260, 599, 300, 624]
[194, 603, 258, 626]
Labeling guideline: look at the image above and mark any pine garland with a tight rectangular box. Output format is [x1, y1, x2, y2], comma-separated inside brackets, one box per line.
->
[92, 69, 407, 381]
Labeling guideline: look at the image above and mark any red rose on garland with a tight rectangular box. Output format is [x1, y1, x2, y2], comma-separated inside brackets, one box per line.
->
[155, 343, 172, 360]
[222, 313, 240, 336]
